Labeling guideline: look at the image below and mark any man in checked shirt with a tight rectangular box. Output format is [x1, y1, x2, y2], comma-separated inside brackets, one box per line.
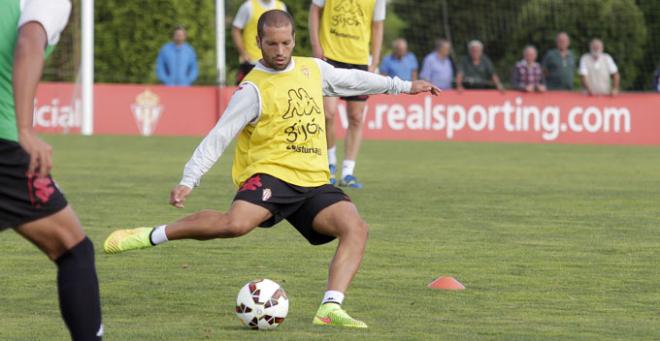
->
[512, 45, 546, 93]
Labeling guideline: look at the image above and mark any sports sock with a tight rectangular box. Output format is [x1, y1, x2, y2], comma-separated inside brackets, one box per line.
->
[56, 237, 103, 341]
[342, 160, 356, 177]
[328, 146, 337, 167]
[149, 225, 169, 245]
[322, 290, 345, 305]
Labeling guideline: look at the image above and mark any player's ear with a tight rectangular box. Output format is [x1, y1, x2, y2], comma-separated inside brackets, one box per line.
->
[256, 35, 261, 49]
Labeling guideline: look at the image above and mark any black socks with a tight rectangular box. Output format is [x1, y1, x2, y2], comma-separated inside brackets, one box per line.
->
[55, 237, 103, 340]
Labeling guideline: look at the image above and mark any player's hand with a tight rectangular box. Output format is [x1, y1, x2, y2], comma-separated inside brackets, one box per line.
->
[368, 63, 379, 73]
[170, 184, 193, 208]
[18, 129, 52, 178]
[409, 80, 441, 96]
[239, 52, 251, 64]
[312, 45, 324, 60]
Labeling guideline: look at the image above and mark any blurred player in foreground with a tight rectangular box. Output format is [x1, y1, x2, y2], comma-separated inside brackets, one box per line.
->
[104, 10, 438, 329]
[0, 0, 103, 339]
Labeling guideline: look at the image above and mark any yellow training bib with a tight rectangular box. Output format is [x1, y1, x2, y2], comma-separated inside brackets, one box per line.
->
[233, 57, 329, 187]
[319, 0, 376, 65]
[242, 0, 286, 63]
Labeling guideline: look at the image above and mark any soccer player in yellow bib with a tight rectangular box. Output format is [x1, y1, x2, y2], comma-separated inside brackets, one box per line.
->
[104, 10, 439, 329]
[309, 0, 386, 188]
[231, 0, 287, 84]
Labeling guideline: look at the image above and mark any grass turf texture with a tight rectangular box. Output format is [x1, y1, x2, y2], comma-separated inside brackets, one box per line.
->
[1, 135, 659, 340]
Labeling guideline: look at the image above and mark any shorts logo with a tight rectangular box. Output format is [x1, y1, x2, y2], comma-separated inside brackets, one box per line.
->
[26, 175, 56, 207]
[262, 188, 272, 201]
[239, 175, 263, 192]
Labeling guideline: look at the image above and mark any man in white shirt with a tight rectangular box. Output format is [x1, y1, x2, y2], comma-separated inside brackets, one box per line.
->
[579, 39, 620, 96]
[104, 10, 438, 330]
[231, 0, 287, 84]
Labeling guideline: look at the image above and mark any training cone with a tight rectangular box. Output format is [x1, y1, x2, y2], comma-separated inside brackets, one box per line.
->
[427, 276, 465, 290]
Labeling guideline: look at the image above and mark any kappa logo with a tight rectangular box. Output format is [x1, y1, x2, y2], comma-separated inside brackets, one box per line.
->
[131, 89, 163, 136]
[282, 88, 321, 119]
[262, 188, 272, 201]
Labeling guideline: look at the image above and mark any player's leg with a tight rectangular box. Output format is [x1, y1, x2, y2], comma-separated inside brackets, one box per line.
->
[165, 200, 271, 240]
[313, 201, 368, 296]
[285, 185, 368, 328]
[324, 96, 339, 185]
[103, 200, 271, 254]
[311, 200, 368, 328]
[340, 99, 366, 188]
[15, 206, 103, 340]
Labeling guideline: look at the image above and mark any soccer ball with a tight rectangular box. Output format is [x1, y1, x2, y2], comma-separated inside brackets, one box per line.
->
[235, 279, 289, 330]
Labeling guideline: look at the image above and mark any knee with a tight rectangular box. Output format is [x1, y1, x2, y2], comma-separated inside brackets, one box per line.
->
[356, 220, 369, 240]
[223, 218, 254, 238]
[47, 226, 86, 261]
[341, 219, 368, 242]
[347, 112, 364, 128]
[325, 109, 336, 120]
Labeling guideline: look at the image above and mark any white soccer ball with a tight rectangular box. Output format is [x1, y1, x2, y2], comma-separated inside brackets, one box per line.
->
[235, 279, 289, 330]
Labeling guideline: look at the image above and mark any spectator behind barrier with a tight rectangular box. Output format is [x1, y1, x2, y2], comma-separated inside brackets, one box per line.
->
[542, 32, 575, 90]
[379, 38, 418, 81]
[420, 39, 455, 90]
[652, 64, 660, 92]
[579, 39, 620, 96]
[512, 45, 546, 93]
[156, 25, 198, 86]
[456, 40, 504, 92]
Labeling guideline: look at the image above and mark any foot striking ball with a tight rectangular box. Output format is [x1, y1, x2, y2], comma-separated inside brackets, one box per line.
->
[235, 279, 289, 330]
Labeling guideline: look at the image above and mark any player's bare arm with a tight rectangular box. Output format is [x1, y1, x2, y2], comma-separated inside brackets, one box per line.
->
[231, 26, 250, 63]
[308, 3, 324, 59]
[13, 22, 52, 178]
[369, 20, 384, 73]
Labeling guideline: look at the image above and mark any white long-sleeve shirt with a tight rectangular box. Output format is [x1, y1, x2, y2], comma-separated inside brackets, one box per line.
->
[179, 58, 412, 188]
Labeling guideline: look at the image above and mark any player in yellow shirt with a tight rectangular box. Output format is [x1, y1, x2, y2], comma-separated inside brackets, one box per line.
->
[231, 0, 286, 84]
[309, 0, 386, 188]
[104, 10, 438, 329]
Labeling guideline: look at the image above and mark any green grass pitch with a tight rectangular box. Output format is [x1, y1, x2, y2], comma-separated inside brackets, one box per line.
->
[2, 135, 659, 340]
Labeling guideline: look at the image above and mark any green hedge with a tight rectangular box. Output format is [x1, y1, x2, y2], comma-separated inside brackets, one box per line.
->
[94, 0, 216, 84]
[501, 0, 647, 90]
[393, 0, 655, 91]
[44, 0, 657, 90]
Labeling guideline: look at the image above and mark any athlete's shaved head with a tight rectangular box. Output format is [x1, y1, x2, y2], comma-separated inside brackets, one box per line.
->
[257, 9, 295, 39]
[257, 10, 296, 71]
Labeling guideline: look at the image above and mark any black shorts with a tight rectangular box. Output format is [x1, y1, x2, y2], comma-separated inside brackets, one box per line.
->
[326, 58, 369, 102]
[233, 174, 351, 245]
[235, 62, 256, 85]
[0, 139, 68, 230]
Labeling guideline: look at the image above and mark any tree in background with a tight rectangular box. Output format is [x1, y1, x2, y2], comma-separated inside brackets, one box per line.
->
[393, 0, 529, 78]
[93, 0, 217, 84]
[393, 0, 651, 91]
[43, 0, 656, 90]
[636, 0, 660, 90]
[502, 0, 646, 90]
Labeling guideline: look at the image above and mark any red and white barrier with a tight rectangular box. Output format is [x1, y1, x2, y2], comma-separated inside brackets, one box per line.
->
[34, 83, 660, 145]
